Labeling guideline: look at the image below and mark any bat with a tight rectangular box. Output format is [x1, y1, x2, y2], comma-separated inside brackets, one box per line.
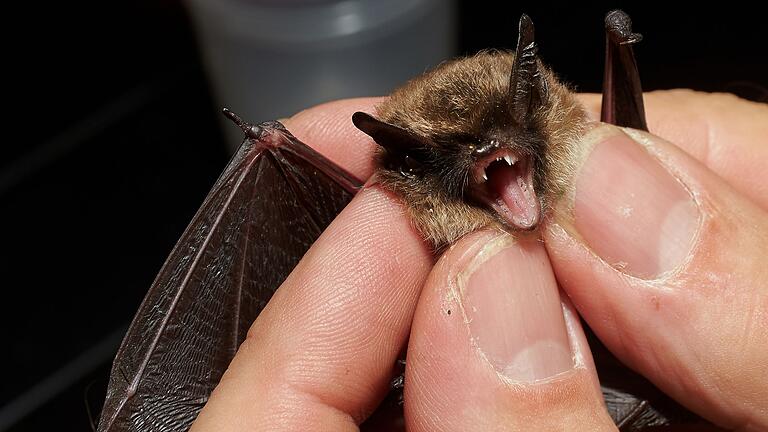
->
[97, 10, 714, 432]
[352, 11, 645, 251]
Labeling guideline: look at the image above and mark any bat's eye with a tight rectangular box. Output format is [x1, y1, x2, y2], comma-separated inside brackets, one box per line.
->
[399, 154, 423, 177]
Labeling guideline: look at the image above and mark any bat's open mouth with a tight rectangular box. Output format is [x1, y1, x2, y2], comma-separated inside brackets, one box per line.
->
[469, 149, 541, 230]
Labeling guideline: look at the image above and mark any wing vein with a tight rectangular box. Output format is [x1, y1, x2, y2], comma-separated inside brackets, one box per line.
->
[231, 156, 266, 352]
[104, 151, 263, 428]
[271, 151, 324, 236]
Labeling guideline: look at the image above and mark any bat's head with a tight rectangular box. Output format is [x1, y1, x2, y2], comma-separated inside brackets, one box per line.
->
[353, 15, 588, 249]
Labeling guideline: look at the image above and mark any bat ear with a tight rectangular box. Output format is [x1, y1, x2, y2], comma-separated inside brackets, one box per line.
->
[508, 14, 548, 125]
[352, 112, 429, 156]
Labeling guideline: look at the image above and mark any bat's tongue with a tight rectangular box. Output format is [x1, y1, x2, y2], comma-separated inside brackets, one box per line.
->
[487, 158, 541, 230]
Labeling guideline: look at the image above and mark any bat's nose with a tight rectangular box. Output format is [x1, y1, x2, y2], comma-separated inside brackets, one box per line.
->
[471, 139, 500, 158]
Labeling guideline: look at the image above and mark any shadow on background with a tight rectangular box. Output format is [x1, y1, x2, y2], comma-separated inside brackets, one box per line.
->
[1, 2, 765, 430]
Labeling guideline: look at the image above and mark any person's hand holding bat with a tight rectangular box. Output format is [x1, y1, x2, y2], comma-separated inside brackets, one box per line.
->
[189, 91, 768, 432]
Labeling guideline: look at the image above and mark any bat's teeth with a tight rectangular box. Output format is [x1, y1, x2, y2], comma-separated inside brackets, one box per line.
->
[504, 155, 513, 165]
[482, 171, 488, 181]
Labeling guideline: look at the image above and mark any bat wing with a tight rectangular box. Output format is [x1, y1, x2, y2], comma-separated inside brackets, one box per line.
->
[601, 9, 648, 131]
[97, 115, 362, 432]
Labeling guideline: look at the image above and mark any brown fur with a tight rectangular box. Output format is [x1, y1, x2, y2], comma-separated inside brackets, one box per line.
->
[372, 51, 589, 250]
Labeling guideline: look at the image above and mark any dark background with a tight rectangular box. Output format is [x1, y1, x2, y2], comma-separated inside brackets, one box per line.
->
[2, 2, 765, 430]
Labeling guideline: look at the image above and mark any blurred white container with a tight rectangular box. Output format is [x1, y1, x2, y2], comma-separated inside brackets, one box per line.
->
[185, 0, 457, 150]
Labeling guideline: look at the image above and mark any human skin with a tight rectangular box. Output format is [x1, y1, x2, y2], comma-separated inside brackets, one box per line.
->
[190, 91, 768, 431]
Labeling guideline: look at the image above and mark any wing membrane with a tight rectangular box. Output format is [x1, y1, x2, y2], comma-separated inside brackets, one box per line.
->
[601, 9, 648, 131]
[98, 121, 361, 431]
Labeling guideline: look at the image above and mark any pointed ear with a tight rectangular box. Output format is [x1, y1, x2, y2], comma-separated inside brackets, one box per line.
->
[509, 14, 548, 124]
[352, 112, 429, 155]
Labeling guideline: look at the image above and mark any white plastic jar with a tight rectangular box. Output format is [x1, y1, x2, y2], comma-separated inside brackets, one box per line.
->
[186, 0, 457, 150]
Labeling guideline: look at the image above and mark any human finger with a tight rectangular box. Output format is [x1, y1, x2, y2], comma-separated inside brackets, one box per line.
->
[545, 124, 768, 430]
[405, 230, 616, 432]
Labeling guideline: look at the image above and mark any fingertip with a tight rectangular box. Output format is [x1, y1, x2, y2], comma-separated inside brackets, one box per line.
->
[405, 230, 612, 432]
[544, 123, 768, 428]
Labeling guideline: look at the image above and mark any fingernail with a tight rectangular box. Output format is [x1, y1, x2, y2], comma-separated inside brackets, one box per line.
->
[571, 126, 700, 279]
[459, 235, 573, 382]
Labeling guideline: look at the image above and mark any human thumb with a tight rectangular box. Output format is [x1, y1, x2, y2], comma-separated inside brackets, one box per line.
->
[403, 230, 616, 431]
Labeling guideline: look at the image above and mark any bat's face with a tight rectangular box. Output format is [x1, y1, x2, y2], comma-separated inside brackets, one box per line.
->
[354, 50, 588, 249]
[373, 100, 547, 229]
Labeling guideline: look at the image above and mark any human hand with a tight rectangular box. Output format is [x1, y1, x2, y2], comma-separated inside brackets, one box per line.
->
[190, 91, 768, 431]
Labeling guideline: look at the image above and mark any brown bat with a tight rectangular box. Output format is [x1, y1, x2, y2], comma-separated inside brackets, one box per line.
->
[353, 15, 586, 249]
[97, 10, 717, 432]
[352, 12, 649, 250]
